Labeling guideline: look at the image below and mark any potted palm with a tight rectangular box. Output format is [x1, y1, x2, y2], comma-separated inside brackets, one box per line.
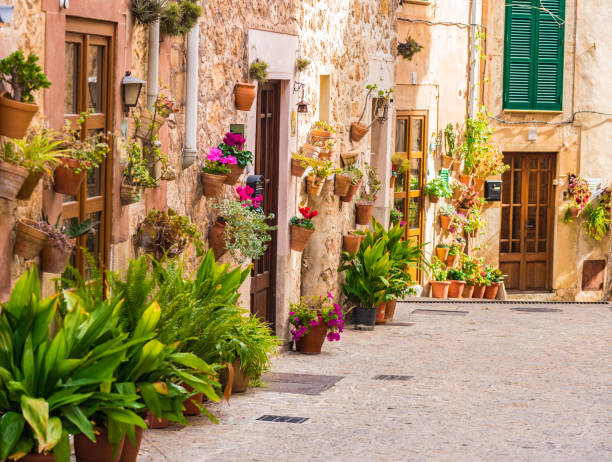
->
[289, 294, 344, 354]
[340, 164, 363, 202]
[218, 131, 253, 185]
[446, 268, 466, 298]
[290, 206, 318, 252]
[355, 163, 381, 225]
[0, 51, 51, 138]
[201, 146, 233, 197]
[425, 177, 452, 203]
[135, 90, 179, 139]
[429, 257, 450, 299]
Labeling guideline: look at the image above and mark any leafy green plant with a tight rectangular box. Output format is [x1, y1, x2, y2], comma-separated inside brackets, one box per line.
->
[464, 207, 486, 235]
[446, 268, 466, 281]
[312, 120, 335, 133]
[397, 35, 423, 61]
[429, 256, 447, 281]
[61, 112, 110, 174]
[304, 156, 341, 179]
[457, 108, 493, 176]
[359, 163, 381, 202]
[447, 242, 461, 256]
[1, 128, 66, 174]
[296, 58, 311, 72]
[0, 51, 51, 103]
[444, 123, 458, 159]
[581, 189, 610, 240]
[123, 139, 158, 188]
[289, 295, 344, 343]
[130, 0, 162, 25]
[218, 132, 252, 169]
[342, 163, 364, 185]
[160, 0, 201, 35]
[249, 60, 268, 83]
[484, 265, 506, 285]
[140, 208, 204, 257]
[424, 178, 452, 200]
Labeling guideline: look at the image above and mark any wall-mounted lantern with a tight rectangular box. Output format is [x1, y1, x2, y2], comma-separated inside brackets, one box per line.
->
[297, 100, 309, 113]
[0, 5, 14, 23]
[293, 81, 309, 114]
[121, 71, 146, 115]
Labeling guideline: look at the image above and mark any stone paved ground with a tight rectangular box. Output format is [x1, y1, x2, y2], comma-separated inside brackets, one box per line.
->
[139, 302, 612, 462]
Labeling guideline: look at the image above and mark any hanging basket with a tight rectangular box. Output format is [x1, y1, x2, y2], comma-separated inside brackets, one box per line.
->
[54, 158, 86, 195]
[459, 174, 473, 187]
[135, 111, 166, 139]
[306, 176, 324, 196]
[290, 224, 315, 252]
[136, 223, 160, 253]
[355, 202, 374, 225]
[441, 155, 454, 169]
[350, 122, 369, 142]
[120, 178, 141, 205]
[342, 232, 363, 254]
[334, 174, 352, 196]
[201, 172, 227, 198]
[0, 160, 29, 200]
[446, 253, 459, 268]
[440, 214, 451, 231]
[341, 151, 359, 166]
[474, 177, 486, 192]
[41, 239, 75, 274]
[291, 157, 306, 177]
[16, 170, 44, 201]
[224, 164, 245, 185]
[0, 92, 38, 139]
[435, 246, 449, 261]
[208, 217, 227, 260]
[429, 195, 440, 204]
[14, 219, 48, 260]
[235, 82, 256, 111]
[341, 178, 361, 203]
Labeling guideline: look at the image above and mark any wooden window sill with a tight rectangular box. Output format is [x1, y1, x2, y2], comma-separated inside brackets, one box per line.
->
[402, 0, 430, 5]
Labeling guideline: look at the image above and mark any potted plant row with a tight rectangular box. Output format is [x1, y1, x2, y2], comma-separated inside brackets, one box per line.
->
[289, 294, 344, 354]
[290, 206, 318, 252]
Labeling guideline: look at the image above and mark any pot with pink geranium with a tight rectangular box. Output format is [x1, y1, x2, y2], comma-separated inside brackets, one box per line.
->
[564, 173, 591, 220]
[201, 146, 236, 197]
[217, 131, 253, 185]
[289, 294, 344, 355]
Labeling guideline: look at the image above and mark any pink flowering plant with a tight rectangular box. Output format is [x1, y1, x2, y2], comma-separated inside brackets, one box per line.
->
[449, 211, 467, 236]
[289, 293, 344, 343]
[236, 185, 263, 211]
[218, 132, 253, 168]
[567, 173, 591, 210]
[202, 146, 235, 175]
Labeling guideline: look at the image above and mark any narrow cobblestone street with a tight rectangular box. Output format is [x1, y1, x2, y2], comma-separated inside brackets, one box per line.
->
[140, 301, 612, 462]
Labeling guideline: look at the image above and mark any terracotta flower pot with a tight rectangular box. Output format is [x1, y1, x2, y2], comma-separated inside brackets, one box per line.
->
[0, 160, 29, 200]
[459, 174, 472, 187]
[318, 151, 333, 161]
[208, 217, 227, 260]
[290, 224, 315, 252]
[41, 238, 75, 274]
[448, 280, 465, 298]
[17, 170, 45, 200]
[296, 321, 328, 354]
[441, 155, 454, 169]
[472, 284, 486, 299]
[385, 299, 397, 322]
[306, 176, 324, 196]
[219, 357, 250, 394]
[452, 188, 462, 200]
[19, 454, 55, 462]
[430, 280, 451, 299]
[435, 246, 449, 261]
[235, 82, 256, 111]
[0, 92, 38, 139]
[54, 158, 86, 195]
[569, 206, 582, 218]
[14, 219, 48, 259]
[135, 112, 165, 139]
[354, 306, 376, 330]
[342, 232, 362, 254]
[445, 253, 459, 268]
[474, 177, 485, 192]
[429, 195, 440, 204]
[119, 426, 143, 462]
[120, 181, 140, 206]
[462, 283, 474, 298]
[341, 179, 361, 203]
[75, 426, 124, 462]
[291, 157, 306, 177]
[341, 151, 359, 166]
[145, 411, 169, 429]
[224, 164, 244, 185]
[390, 176, 396, 190]
[201, 172, 227, 198]
[375, 301, 387, 324]
[350, 122, 369, 142]
[484, 282, 500, 300]
[182, 384, 204, 416]
[310, 129, 333, 141]
[440, 214, 451, 231]
[334, 174, 352, 196]
[355, 202, 374, 225]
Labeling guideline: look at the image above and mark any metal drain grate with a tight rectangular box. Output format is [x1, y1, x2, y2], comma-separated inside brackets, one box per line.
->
[385, 322, 415, 327]
[373, 375, 413, 381]
[402, 299, 609, 305]
[511, 307, 563, 313]
[256, 415, 308, 424]
[411, 309, 469, 316]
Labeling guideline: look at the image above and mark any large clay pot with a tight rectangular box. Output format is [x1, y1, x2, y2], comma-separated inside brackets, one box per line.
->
[435, 246, 449, 261]
[235, 82, 256, 111]
[341, 151, 359, 166]
[354, 306, 376, 330]
[342, 232, 362, 254]
[355, 202, 374, 225]
[484, 282, 500, 300]
[340, 179, 361, 203]
[54, 158, 86, 195]
[446, 253, 459, 268]
[440, 214, 451, 231]
[290, 224, 315, 252]
[306, 176, 324, 196]
[448, 280, 465, 298]
[296, 321, 327, 354]
[41, 238, 75, 274]
[385, 299, 397, 322]
[350, 122, 369, 142]
[224, 164, 245, 185]
[462, 283, 474, 298]
[119, 426, 143, 462]
[75, 426, 124, 462]
[208, 217, 227, 260]
[334, 174, 352, 196]
[182, 384, 204, 416]
[291, 157, 306, 177]
[201, 172, 227, 198]
[14, 219, 48, 259]
[145, 411, 168, 429]
[459, 174, 472, 187]
[474, 177, 485, 193]
[0, 160, 29, 200]
[0, 92, 38, 138]
[375, 301, 387, 324]
[19, 454, 55, 462]
[441, 155, 453, 169]
[17, 170, 44, 200]
[472, 284, 486, 299]
[219, 357, 250, 394]
[430, 281, 451, 299]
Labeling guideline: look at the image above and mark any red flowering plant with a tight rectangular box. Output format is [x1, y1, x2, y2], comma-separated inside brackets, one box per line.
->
[457, 184, 483, 210]
[289, 293, 344, 343]
[235, 185, 263, 211]
[290, 206, 318, 230]
[218, 131, 253, 168]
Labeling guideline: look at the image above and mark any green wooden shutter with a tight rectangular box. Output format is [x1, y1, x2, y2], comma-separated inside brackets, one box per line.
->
[534, 0, 565, 110]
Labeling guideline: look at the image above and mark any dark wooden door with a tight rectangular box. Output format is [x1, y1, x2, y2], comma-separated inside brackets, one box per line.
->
[250, 82, 280, 328]
[500, 152, 555, 291]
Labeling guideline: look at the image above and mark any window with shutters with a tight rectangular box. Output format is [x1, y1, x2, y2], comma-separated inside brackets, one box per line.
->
[503, 0, 566, 111]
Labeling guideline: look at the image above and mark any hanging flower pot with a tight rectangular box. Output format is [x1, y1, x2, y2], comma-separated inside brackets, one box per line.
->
[0, 159, 29, 200]
[441, 155, 454, 169]
[376, 301, 387, 324]
[452, 187, 462, 201]
[135, 112, 165, 139]
[145, 411, 169, 429]
[182, 384, 204, 416]
[224, 164, 245, 185]
[334, 174, 352, 196]
[302, 144, 319, 157]
[430, 281, 451, 299]
[435, 245, 449, 261]
[291, 157, 306, 177]
[446, 253, 459, 268]
[459, 174, 472, 187]
[355, 202, 374, 225]
[235, 82, 256, 111]
[484, 282, 500, 300]
[290, 224, 315, 252]
[75, 426, 125, 462]
[474, 177, 486, 192]
[201, 172, 227, 198]
[354, 306, 377, 330]
[119, 426, 143, 462]
[569, 206, 582, 218]
[0, 91, 39, 139]
[41, 238, 75, 274]
[54, 158, 86, 195]
[440, 214, 451, 231]
[295, 321, 327, 354]
[472, 284, 486, 299]
[350, 122, 369, 142]
[318, 150, 333, 161]
[385, 299, 397, 322]
[342, 232, 363, 254]
[136, 223, 159, 253]
[16, 170, 44, 200]
[219, 357, 250, 394]
[429, 195, 440, 204]
[208, 217, 227, 260]
[389, 175, 396, 190]
[462, 283, 474, 298]
[120, 178, 141, 205]
[340, 179, 361, 203]
[306, 176, 324, 196]
[341, 151, 359, 166]
[448, 280, 465, 298]
[14, 218, 48, 259]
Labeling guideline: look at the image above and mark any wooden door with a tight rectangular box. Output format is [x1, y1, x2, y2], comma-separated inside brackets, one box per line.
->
[500, 152, 555, 291]
[250, 82, 280, 328]
[393, 113, 426, 282]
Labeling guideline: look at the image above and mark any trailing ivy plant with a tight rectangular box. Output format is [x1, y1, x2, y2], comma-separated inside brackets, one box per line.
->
[123, 139, 158, 188]
[397, 35, 423, 61]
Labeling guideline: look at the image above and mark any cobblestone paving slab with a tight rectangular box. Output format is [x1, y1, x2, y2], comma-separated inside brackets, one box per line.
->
[139, 302, 612, 462]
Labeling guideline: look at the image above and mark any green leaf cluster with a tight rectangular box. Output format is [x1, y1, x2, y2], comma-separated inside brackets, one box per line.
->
[424, 178, 452, 199]
[160, 0, 201, 36]
[0, 51, 50, 103]
[1, 129, 66, 174]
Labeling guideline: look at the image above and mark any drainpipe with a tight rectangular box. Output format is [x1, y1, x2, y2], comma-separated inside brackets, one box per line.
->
[147, 20, 160, 110]
[183, 21, 199, 169]
[467, 0, 482, 117]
